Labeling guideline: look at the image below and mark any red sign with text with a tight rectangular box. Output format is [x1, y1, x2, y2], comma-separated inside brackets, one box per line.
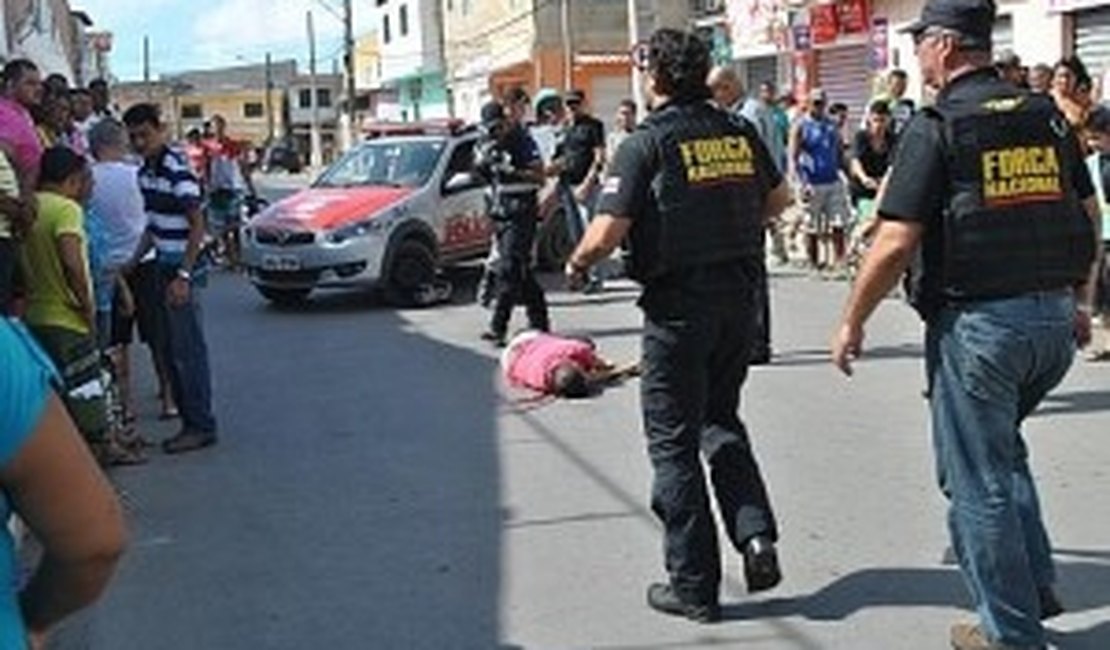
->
[838, 0, 871, 34]
[810, 3, 839, 45]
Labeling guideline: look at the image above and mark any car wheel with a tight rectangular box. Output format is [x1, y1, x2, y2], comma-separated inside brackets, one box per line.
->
[535, 208, 575, 271]
[256, 286, 311, 306]
[385, 238, 437, 307]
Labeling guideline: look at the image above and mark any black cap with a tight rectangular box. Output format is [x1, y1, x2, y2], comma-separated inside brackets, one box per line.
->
[564, 89, 585, 104]
[480, 101, 505, 125]
[900, 0, 996, 50]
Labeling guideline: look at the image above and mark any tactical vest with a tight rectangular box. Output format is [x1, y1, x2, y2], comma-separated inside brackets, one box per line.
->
[626, 101, 765, 283]
[926, 90, 1094, 305]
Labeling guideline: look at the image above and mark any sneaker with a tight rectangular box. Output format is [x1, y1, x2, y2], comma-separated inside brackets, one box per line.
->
[742, 535, 782, 593]
[645, 583, 720, 623]
[949, 623, 1042, 650]
[162, 429, 218, 455]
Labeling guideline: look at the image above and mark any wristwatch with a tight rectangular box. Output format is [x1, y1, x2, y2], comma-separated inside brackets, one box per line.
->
[176, 267, 192, 282]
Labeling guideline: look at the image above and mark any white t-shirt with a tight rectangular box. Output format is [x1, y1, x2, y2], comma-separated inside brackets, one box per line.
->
[89, 161, 148, 267]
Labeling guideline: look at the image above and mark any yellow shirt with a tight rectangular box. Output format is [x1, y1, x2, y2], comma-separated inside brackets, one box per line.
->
[21, 192, 92, 334]
[0, 153, 17, 239]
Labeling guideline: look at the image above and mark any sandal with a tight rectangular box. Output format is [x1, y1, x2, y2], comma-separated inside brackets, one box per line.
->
[162, 430, 217, 455]
[92, 440, 148, 467]
[158, 406, 180, 421]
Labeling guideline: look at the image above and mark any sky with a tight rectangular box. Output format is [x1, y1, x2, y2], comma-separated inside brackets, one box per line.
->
[73, 0, 375, 81]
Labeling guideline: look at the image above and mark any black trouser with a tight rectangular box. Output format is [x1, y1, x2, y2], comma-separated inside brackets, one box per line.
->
[0, 237, 16, 315]
[751, 261, 771, 358]
[640, 291, 777, 605]
[490, 254, 549, 336]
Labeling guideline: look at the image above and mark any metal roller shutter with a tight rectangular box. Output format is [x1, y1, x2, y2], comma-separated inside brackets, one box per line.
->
[1075, 6, 1110, 80]
[590, 75, 631, 131]
[816, 45, 871, 128]
[743, 56, 779, 94]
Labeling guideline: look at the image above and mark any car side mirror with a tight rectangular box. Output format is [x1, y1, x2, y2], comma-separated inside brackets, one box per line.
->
[444, 172, 478, 193]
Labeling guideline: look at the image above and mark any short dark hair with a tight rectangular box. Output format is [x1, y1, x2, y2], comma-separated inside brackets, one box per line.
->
[503, 85, 529, 107]
[647, 28, 712, 101]
[70, 87, 91, 99]
[122, 102, 162, 128]
[39, 146, 87, 186]
[868, 99, 891, 116]
[551, 363, 591, 399]
[2, 59, 37, 87]
[1088, 106, 1110, 135]
[88, 78, 108, 90]
[618, 98, 636, 111]
[829, 102, 848, 115]
[760, 79, 777, 93]
[889, 69, 908, 81]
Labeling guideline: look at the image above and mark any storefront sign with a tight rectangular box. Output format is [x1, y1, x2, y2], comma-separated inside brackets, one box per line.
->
[870, 17, 889, 70]
[727, 0, 791, 51]
[793, 24, 812, 52]
[1047, 0, 1108, 11]
[810, 3, 840, 45]
[839, 0, 871, 35]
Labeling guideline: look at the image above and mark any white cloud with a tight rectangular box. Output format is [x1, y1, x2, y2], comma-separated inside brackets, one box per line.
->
[192, 0, 347, 68]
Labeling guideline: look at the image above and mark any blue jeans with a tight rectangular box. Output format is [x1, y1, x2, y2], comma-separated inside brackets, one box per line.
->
[155, 268, 217, 434]
[926, 291, 1075, 648]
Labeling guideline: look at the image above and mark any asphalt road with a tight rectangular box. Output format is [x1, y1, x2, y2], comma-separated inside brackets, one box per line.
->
[50, 177, 1110, 649]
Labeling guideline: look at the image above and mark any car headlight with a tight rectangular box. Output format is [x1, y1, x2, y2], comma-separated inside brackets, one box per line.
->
[326, 218, 387, 244]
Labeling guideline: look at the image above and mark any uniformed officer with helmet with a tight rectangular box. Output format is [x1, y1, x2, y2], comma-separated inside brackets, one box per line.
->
[566, 28, 791, 622]
[831, 0, 1102, 648]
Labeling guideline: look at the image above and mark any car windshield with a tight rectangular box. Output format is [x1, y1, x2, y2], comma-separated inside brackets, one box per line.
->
[314, 139, 446, 189]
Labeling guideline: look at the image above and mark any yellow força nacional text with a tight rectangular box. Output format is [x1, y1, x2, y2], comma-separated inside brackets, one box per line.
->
[981, 146, 1063, 202]
[679, 136, 755, 183]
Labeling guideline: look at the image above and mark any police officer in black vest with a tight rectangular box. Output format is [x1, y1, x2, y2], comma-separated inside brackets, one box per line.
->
[831, 1, 1101, 648]
[476, 100, 550, 346]
[566, 29, 791, 622]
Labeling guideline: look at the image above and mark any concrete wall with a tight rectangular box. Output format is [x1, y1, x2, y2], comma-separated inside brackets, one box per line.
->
[369, 0, 443, 83]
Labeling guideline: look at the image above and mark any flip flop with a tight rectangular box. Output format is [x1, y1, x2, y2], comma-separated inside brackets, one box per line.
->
[158, 407, 180, 421]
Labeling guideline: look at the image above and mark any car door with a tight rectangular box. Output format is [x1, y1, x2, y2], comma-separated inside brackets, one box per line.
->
[437, 136, 491, 261]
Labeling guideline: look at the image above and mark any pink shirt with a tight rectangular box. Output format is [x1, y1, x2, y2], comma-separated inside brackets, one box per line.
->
[0, 97, 43, 190]
[502, 332, 600, 393]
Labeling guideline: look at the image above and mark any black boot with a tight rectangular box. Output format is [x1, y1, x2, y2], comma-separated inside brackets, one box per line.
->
[646, 583, 720, 623]
[742, 535, 782, 594]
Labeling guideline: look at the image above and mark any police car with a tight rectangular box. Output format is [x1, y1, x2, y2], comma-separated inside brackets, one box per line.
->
[241, 121, 493, 305]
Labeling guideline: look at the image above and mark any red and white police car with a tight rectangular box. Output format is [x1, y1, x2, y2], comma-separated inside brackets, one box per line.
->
[241, 122, 492, 305]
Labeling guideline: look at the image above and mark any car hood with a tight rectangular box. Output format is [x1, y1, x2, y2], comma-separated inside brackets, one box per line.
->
[255, 187, 414, 231]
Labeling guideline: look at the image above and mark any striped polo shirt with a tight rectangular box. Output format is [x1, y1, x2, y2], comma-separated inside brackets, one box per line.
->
[137, 146, 202, 267]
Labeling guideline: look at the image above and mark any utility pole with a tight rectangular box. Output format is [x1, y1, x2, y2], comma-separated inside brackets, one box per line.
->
[307, 10, 322, 170]
[561, 0, 573, 91]
[265, 52, 275, 144]
[628, 0, 644, 119]
[343, 0, 357, 148]
[143, 35, 151, 100]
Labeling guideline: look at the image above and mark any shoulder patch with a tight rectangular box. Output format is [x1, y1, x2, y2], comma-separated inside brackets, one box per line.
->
[602, 176, 621, 194]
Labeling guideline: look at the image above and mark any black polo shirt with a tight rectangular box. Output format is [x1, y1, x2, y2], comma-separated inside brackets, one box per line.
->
[879, 68, 1093, 311]
[598, 101, 782, 300]
[557, 114, 605, 185]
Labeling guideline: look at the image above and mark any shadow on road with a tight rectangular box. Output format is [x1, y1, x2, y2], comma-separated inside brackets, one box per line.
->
[767, 343, 923, 368]
[58, 275, 507, 649]
[718, 555, 1110, 649]
[1035, 389, 1110, 417]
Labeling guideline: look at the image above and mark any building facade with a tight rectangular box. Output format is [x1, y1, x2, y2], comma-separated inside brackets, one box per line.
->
[443, 0, 652, 123]
[2, 0, 99, 83]
[114, 61, 297, 146]
[366, 0, 450, 122]
[288, 73, 343, 164]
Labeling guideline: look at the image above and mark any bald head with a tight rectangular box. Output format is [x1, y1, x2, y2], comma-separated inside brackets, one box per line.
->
[707, 65, 743, 110]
